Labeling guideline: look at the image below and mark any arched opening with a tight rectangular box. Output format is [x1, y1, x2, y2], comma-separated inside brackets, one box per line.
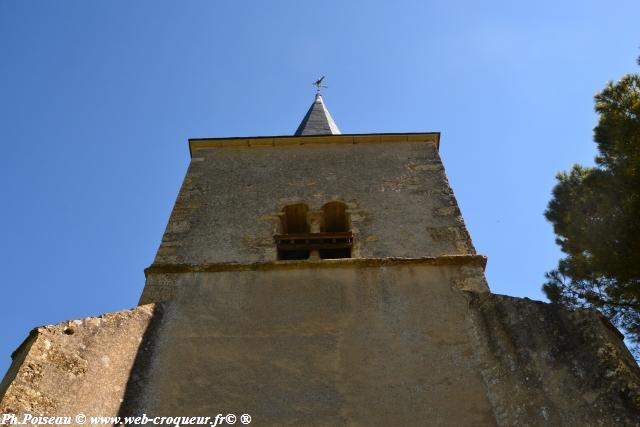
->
[277, 204, 310, 260]
[281, 203, 309, 234]
[321, 201, 349, 232]
[319, 201, 351, 259]
[275, 202, 353, 261]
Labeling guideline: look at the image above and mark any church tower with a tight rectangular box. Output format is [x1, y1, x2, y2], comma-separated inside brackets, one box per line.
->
[141, 90, 486, 304]
[2, 88, 640, 426]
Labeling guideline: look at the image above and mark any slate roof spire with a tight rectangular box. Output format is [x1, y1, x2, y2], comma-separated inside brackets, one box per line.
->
[294, 90, 341, 136]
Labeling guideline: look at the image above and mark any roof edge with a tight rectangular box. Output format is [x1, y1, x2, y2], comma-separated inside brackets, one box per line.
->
[188, 132, 441, 157]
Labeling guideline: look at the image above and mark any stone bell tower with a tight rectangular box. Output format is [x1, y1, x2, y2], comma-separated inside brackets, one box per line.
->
[140, 90, 487, 304]
[2, 87, 640, 426]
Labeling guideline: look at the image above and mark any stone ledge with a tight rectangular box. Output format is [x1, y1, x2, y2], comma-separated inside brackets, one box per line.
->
[144, 254, 487, 276]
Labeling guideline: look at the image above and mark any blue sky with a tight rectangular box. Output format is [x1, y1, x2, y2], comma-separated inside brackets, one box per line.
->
[1, 1, 639, 374]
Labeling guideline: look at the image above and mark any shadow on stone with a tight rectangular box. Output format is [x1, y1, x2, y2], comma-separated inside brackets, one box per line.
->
[117, 303, 166, 417]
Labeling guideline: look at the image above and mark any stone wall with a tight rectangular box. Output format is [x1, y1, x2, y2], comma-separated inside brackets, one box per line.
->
[467, 293, 640, 425]
[2, 270, 639, 426]
[0, 305, 162, 420]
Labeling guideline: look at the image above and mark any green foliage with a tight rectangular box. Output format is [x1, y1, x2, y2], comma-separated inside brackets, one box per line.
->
[544, 68, 640, 353]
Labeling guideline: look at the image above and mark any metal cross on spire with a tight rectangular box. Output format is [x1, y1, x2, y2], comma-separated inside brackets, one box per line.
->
[313, 76, 328, 94]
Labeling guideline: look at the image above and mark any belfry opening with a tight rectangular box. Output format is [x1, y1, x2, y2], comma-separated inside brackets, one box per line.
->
[278, 204, 311, 260]
[276, 202, 353, 260]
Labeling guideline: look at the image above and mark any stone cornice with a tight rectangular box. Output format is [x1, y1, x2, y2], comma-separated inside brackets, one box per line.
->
[144, 254, 486, 277]
[188, 132, 440, 157]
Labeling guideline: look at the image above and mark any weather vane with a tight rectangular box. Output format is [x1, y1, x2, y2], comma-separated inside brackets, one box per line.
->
[313, 76, 328, 94]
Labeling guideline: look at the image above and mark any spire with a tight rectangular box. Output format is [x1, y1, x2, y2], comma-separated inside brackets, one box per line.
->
[294, 79, 341, 136]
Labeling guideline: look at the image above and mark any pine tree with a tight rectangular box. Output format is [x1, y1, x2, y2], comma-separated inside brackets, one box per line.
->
[544, 61, 640, 353]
